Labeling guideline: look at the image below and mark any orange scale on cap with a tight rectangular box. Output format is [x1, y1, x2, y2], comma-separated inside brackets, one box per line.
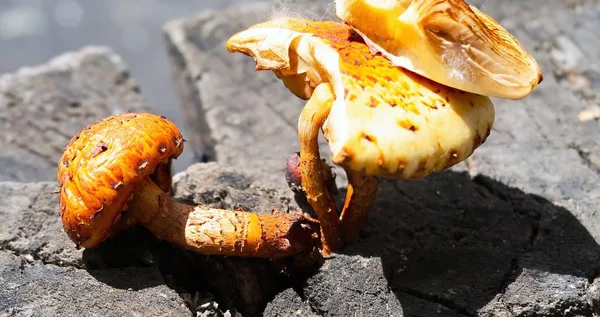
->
[227, 18, 495, 179]
[57, 113, 184, 248]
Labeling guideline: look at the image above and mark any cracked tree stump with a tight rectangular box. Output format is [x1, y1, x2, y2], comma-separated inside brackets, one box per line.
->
[2, 1, 600, 316]
[0, 182, 191, 316]
[164, 1, 600, 316]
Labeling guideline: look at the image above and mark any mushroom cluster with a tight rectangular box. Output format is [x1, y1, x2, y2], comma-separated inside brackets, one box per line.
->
[226, 0, 542, 255]
[57, 113, 319, 259]
[57, 0, 542, 260]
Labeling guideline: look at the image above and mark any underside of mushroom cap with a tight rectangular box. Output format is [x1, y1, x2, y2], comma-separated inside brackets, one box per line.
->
[57, 113, 184, 248]
[226, 18, 495, 179]
[335, 0, 543, 99]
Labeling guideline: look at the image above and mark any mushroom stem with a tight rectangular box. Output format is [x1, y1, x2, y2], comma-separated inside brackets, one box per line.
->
[126, 177, 320, 259]
[339, 168, 379, 243]
[298, 83, 343, 255]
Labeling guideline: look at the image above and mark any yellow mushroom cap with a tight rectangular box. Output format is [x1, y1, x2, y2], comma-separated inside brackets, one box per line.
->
[57, 113, 184, 248]
[335, 0, 543, 99]
[226, 18, 494, 179]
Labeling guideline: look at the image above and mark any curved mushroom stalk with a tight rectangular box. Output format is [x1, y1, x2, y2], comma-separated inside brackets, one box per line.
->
[226, 18, 495, 252]
[128, 178, 319, 258]
[335, 0, 543, 99]
[57, 113, 320, 259]
[297, 83, 343, 254]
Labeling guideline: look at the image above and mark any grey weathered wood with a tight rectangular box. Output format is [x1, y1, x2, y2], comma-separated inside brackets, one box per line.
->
[0, 162, 320, 316]
[170, 162, 311, 315]
[0, 182, 191, 317]
[0, 47, 149, 182]
[165, 0, 600, 316]
[263, 288, 320, 317]
[164, 2, 341, 188]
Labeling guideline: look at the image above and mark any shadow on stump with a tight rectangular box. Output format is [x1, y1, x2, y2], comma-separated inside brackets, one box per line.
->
[331, 171, 600, 316]
[80, 169, 600, 316]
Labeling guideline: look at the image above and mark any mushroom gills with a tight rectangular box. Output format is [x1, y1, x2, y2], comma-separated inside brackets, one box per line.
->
[334, 0, 543, 99]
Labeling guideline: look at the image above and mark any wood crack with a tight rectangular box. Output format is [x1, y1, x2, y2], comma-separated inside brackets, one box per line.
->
[263, 100, 297, 132]
[569, 143, 600, 176]
[400, 289, 476, 317]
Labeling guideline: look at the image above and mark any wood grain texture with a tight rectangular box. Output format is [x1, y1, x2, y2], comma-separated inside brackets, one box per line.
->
[0, 46, 149, 182]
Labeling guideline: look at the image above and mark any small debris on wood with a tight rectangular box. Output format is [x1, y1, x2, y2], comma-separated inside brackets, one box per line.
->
[578, 105, 600, 121]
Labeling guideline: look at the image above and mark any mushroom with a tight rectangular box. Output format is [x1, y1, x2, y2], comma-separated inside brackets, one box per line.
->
[57, 112, 319, 259]
[226, 18, 495, 254]
[334, 0, 543, 99]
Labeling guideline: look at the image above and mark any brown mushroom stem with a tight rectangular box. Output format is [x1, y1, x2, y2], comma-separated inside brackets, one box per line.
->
[339, 168, 379, 243]
[126, 177, 320, 259]
[298, 83, 343, 255]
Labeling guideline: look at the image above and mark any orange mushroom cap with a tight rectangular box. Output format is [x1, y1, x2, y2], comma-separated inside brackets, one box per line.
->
[57, 113, 184, 248]
[227, 19, 494, 178]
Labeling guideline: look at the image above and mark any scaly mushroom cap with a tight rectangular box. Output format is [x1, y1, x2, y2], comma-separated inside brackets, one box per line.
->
[334, 0, 543, 99]
[226, 18, 494, 178]
[57, 113, 184, 248]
